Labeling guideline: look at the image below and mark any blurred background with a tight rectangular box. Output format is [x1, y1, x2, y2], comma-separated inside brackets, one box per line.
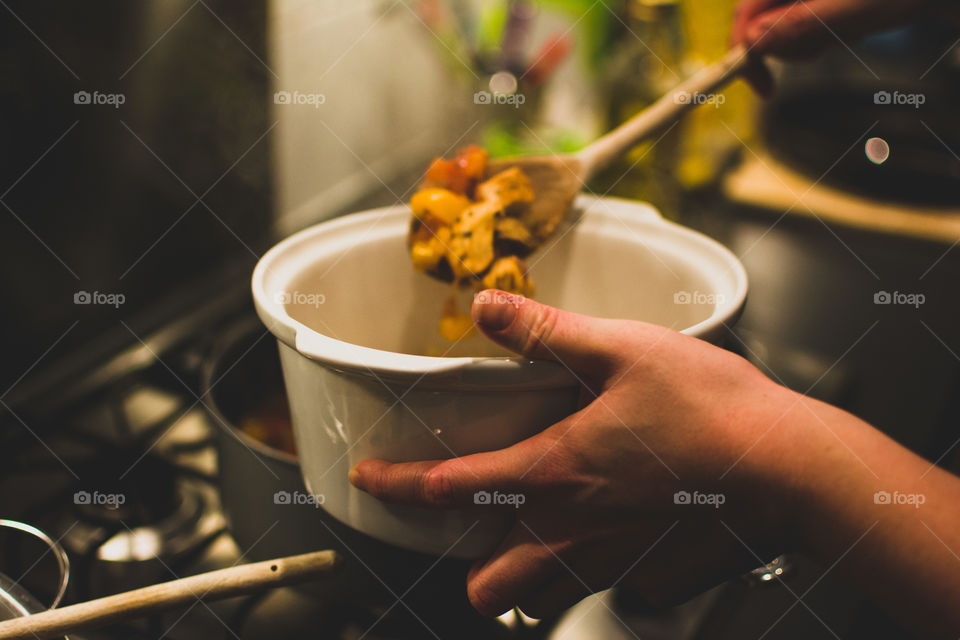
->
[0, 1, 959, 638]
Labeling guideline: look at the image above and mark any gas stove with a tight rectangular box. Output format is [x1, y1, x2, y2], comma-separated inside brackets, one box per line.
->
[0, 276, 763, 640]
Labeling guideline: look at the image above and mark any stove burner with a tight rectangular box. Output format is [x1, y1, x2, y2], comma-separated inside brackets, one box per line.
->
[72, 455, 181, 528]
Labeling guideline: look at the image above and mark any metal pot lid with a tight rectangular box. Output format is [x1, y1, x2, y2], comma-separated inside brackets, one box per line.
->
[0, 520, 70, 636]
[0, 571, 46, 621]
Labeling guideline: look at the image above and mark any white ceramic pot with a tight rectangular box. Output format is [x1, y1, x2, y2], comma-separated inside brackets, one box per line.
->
[252, 195, 748, 558]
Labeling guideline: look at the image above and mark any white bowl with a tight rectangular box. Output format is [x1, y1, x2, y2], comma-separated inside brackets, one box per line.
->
[252, 195, 747, 558]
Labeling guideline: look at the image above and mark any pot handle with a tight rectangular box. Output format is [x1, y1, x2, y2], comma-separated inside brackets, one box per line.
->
[0, 520, 70, 609]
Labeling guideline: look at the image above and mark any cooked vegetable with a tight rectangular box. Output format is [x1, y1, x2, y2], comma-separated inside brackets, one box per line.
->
[475, 166, 534, 209]
[482, 256, 535, 296]
[410, 188, 472, 225]
[494, 217, 536, 255]
[447, 200, 498, 279]
[421, 145, 488, 196]
[409, 145, 538, 340]
[410, 225, 450, 272]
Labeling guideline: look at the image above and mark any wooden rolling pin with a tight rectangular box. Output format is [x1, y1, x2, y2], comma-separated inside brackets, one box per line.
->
[0, 550, 339, 640]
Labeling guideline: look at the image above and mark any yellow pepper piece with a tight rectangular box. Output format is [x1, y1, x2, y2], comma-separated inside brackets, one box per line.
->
[410, 188, 472, 226]
[409, 226, 450, 272]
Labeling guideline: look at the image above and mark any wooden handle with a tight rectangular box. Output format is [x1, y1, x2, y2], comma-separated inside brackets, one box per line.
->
[0, 550, 340, 640]
[577, 45, 750, 181]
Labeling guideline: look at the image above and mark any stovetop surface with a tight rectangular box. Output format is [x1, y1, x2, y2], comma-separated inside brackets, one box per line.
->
[0, 272, 918, 640]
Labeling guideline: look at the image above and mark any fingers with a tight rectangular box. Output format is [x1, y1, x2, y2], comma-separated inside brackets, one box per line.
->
[471, 289, 630, 377]
[741, 1, 836, 58]
[737, 0, 904, 59]
[732, 0, 784, 47]
[734, 0, 932, 91]
[467, 525, 563, 616]
[470, 528, 617, 618]
[349, 430, 557, 508]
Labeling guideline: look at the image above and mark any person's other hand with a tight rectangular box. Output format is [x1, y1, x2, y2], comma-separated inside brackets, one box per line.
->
[350, 291, 816, 617]
[733, 0, 936, 93]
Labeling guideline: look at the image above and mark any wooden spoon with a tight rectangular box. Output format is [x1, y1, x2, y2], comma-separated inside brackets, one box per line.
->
[0, 550, 339, 640]
[487, 45, 750, 243]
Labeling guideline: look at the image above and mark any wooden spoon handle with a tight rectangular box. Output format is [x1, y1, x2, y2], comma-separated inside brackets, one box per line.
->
[577, 45, 750, 181]
[0, 550, 339, 640]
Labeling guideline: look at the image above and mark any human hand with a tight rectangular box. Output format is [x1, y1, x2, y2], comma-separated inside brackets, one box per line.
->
[732, 0, 936, 93]
[349, 291, 814, 617]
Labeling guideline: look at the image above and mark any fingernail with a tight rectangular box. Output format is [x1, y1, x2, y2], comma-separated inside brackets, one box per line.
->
[474, 295, 517, 331]
[348, 465, 361, 487]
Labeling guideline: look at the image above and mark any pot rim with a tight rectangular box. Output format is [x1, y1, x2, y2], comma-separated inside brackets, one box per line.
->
[251, 194, 748, 387]
[202, 317, 299, 465]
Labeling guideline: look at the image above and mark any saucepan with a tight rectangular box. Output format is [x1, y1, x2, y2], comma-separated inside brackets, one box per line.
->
[251, 194, 748, 558]
[204, 319, 478, 611]
[0, 520, 69, 638]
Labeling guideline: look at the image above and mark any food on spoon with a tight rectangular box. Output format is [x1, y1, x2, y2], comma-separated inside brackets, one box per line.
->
[482, 255, 535, 296]
[420, 144, 488, 194]
[475, 167, 534, 209]
[408, 145, 537, 340]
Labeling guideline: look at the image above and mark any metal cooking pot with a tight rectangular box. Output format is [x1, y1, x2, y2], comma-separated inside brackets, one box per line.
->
[202, 317, 478, 612]
[0, 520, 70, 639]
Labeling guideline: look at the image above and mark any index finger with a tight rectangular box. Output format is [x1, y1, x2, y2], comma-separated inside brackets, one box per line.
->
[348, 434, 552, 509]
[348, 404, 600, 509]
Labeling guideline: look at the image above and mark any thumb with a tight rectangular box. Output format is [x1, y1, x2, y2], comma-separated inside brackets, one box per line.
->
[471, 290, 625, 377]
